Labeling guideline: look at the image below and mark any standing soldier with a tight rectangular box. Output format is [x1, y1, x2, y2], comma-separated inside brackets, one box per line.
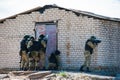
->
[38, 34, 47, 69]
[19, 35, 31, 70]
[80, 36, 101, 72]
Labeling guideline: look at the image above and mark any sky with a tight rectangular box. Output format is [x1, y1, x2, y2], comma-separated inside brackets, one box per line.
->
[0, 0, 120, 19]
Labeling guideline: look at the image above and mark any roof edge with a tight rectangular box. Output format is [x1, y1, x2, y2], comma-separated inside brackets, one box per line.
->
[0, 4, 120, 23]
[0, 6, 41, 23]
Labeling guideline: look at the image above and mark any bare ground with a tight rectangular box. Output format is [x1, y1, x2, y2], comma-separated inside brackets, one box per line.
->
[0, 68, 116, 80]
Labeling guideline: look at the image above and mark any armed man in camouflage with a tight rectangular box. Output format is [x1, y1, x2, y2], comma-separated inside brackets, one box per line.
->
[80, 36, 101, 72]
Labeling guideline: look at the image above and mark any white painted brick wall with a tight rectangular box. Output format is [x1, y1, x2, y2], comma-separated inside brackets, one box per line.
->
[0, 8, 120, 70]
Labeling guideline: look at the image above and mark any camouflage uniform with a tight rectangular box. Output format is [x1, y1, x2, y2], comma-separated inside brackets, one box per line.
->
[39, 50, 46, 69]
[48, 50, 61, 70]
[80, 36, 97, 72]
[19, 35, 31, 70]
[38, 34, 47, 69]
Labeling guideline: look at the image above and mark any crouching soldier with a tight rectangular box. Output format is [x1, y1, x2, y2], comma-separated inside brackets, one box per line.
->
[48, 50, 61, 70]
[80, 36, 101, 72]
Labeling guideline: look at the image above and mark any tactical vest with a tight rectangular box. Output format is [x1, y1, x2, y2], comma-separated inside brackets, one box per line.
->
[20, 40, 28, 51]
[38, 39, 47, 52]
[85, 39, 94, 54]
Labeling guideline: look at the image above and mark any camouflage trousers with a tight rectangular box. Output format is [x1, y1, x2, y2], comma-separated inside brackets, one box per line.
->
[39, 50, 45, 69]
[20, 51, 29, 70]
[28, 50, 46, 70]
[48, 55, 60, 70]
[83, 50, 91, 68]
[29, 51, 39, 70]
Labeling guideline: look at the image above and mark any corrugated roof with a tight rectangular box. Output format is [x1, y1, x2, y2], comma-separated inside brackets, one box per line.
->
[0, 5, 120, 23]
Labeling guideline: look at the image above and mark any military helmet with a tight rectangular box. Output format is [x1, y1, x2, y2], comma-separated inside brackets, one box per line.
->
[90, 36, 96, 40]
[27, 36, 34, 41]
[30, 36, 34, 40]
[55, 50, 61, 55]
[38, 34, 45, 40]
[23, 35, 31, 40]
[40, 34, 45, 38]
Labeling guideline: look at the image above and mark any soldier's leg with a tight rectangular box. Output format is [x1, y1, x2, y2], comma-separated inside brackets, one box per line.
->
[48, 63, 56, 70]
[20, 56, 24, 70]
[40, 50, 45, 69]
[80, 51, 90, 71]
[29, 51, 36, 70]
[19, 50, 22, 70]
[34, 51, 40, 70]
[22, 51, 29, 70]
[86, 52, 91, 72]
[55, 55, 61, 70]
[20, 51, 27, 70]
[28, 57, 33, 70]
[25, 53, 29, 70]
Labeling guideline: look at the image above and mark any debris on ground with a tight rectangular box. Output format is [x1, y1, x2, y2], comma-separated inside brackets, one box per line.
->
[0, 69, 115, 80]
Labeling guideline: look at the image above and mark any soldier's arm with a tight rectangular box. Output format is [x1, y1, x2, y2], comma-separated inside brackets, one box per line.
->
[87, 41, 96, 49]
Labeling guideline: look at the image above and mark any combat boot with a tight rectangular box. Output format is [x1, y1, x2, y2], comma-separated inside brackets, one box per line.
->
[79, 65, 84, 71]
[86, 67, 91, 72]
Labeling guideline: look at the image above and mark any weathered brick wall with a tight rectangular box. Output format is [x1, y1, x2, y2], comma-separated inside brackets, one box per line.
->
[0, 8, 120, 71]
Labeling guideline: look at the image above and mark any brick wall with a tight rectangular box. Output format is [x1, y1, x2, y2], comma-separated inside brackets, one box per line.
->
[0, 8, 120, 70]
